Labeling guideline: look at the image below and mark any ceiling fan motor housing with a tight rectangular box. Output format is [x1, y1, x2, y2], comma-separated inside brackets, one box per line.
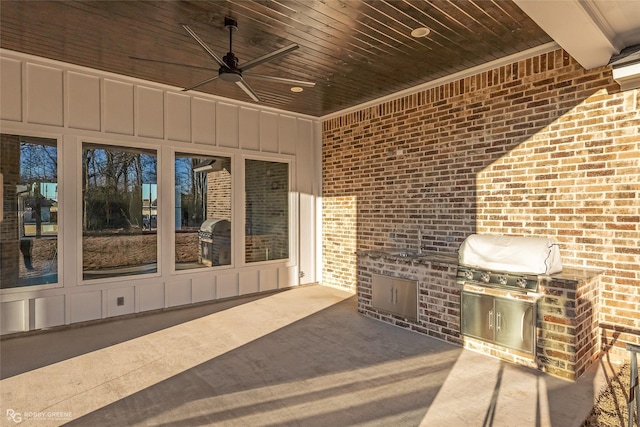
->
[220, 51, 242, 82]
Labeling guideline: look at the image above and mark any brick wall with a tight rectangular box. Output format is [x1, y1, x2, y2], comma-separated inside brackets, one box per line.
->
[1, 135, 20, 288]
[323, 49, 640, 359]
[206, 159, 232, 222]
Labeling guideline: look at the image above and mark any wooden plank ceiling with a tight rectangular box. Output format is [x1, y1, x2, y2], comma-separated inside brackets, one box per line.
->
[0, 0, 552, 117]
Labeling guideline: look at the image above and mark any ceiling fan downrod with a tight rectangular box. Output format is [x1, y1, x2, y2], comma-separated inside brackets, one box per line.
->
[222, 17, 239, 71]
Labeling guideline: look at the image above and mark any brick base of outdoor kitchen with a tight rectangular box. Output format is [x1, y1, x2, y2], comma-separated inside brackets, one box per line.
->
[357, 252, 601, 381]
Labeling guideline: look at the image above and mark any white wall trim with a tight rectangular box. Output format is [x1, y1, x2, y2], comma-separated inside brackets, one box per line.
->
[0, 48, 318, 121]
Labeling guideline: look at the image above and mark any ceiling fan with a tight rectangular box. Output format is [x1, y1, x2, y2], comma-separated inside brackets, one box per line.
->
[132, 17, 315, 102]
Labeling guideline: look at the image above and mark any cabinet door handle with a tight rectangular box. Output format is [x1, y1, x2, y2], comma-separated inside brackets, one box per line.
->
[521, 307, 531, 342]
[390, 288, 394, 303]
[496, 312, 502, 332]
[489, 310, 493, 330]
[394, 288, 398, 304]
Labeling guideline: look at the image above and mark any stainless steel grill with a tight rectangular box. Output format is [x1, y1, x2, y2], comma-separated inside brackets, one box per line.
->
[456, 234, 562, 356]
[456, 265, 540, 293]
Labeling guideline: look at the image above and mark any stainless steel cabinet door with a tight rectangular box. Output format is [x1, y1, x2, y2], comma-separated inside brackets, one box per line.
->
[372, 274, 417, 320]
[372, 274, 396, 314]
[461, 291, 494, 342]
[393, 278, 417, 321]
[494, 297, 535, 354]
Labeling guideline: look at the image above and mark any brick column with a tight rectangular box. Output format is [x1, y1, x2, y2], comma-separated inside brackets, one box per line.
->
[1, 134, 20, 288]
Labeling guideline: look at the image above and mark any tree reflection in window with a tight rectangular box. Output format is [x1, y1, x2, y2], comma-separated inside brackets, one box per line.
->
[82, 143, 157, 280]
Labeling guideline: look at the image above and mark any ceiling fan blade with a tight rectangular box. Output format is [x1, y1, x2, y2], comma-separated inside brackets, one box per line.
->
[240, 44, 299, 71]
[182, 74, 220, 92]
[243, 73, 316, 87]
[236, 79, 260, 102]
[129, 56, 214, 72]
[182, 25, 226, 68]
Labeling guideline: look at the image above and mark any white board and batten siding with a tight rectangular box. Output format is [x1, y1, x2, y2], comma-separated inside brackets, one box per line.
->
[0, 50, 322, 335]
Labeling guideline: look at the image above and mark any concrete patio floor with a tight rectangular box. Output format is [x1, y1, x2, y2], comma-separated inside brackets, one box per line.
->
[1, 284, 610, 426]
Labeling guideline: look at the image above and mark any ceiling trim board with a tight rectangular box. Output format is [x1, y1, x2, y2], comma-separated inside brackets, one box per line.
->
[513, 0, 619, 70]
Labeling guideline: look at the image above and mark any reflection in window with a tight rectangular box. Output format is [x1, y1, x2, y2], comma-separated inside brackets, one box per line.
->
[82, 143, 157, 279]
[1, 134, 58, 288]
[175, 154, 231, 270]
[245, 160, 289, 263]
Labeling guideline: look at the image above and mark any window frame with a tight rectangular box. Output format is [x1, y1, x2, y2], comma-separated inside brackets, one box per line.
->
[242, 154, 295, 266]
[0, 130, 64, 293]
[171, 148, 234, 274]
[78, 138, 162, 285]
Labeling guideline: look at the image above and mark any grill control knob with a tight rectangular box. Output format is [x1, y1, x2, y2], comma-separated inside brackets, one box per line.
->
[516, 278, 528, 289]
[498, 275, 508, 285]
[464, 270, 474, 280]
[480, 272, 491, 283]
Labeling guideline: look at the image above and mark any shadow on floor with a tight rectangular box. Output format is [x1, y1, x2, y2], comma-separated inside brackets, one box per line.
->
[1, 291, 280, 379]
[1, 285, 602, 427]
[64, 294, 462, 426]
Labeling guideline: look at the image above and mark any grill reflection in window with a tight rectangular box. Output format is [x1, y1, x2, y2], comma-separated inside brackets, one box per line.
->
[175, 153, 232, 270]
[82, 143, 157, 280]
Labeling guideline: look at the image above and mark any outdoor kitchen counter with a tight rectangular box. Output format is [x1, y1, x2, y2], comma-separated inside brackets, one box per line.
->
[355, 250, 458, 265]
[356, 250, 602, 283]
[356, 250, 604, 380]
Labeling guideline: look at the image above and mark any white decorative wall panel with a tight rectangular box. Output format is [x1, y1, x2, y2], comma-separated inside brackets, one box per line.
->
[34, 295, 65, 329]
[192, 97, 216, 145]
[279, 266, 297, 288]
[106, 287, 135, 317]
[239, 270, 259, 295]
[137, 86, 164, 139]
[297, 118, 316, 284]
[192, 275, 216, 303]
[279, 115, 297, 155]
[1, 301, 26, 334]
[260, 111, 279, 153]
[217, 273, 239, 299]
[70, 291, 102, 323]
[68, 72, 101, 131]
[26, 63, 63, 126]
[239, 107, 260, 151]
[260, 268, 278, 292]
[0, 50, 320, 336]
[0, 57, 22, 121]
[167, 92, 191, 142]
[104, 79, 134, 135]
[216, 103, 239, 148]
[138, 282, 165, 312]
[167, 279, 192, 307]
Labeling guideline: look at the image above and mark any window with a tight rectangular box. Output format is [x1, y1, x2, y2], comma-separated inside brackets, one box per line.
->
[245, 159, 289, 262]
[175, 153, 232, 270]
[82, 143, 157, 280]
[1, 134, 58, 288]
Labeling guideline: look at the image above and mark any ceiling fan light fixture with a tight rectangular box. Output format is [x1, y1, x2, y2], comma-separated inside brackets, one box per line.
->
[219, 69, 242, 82]
[411, 27, 431, 38]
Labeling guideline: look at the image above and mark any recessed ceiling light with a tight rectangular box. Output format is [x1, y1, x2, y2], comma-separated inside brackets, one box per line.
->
[290, 86, 304, 93]
[411, 27, 430, 38]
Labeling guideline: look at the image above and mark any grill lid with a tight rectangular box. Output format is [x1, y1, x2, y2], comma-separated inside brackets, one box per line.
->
[458, 234, 562, 275]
